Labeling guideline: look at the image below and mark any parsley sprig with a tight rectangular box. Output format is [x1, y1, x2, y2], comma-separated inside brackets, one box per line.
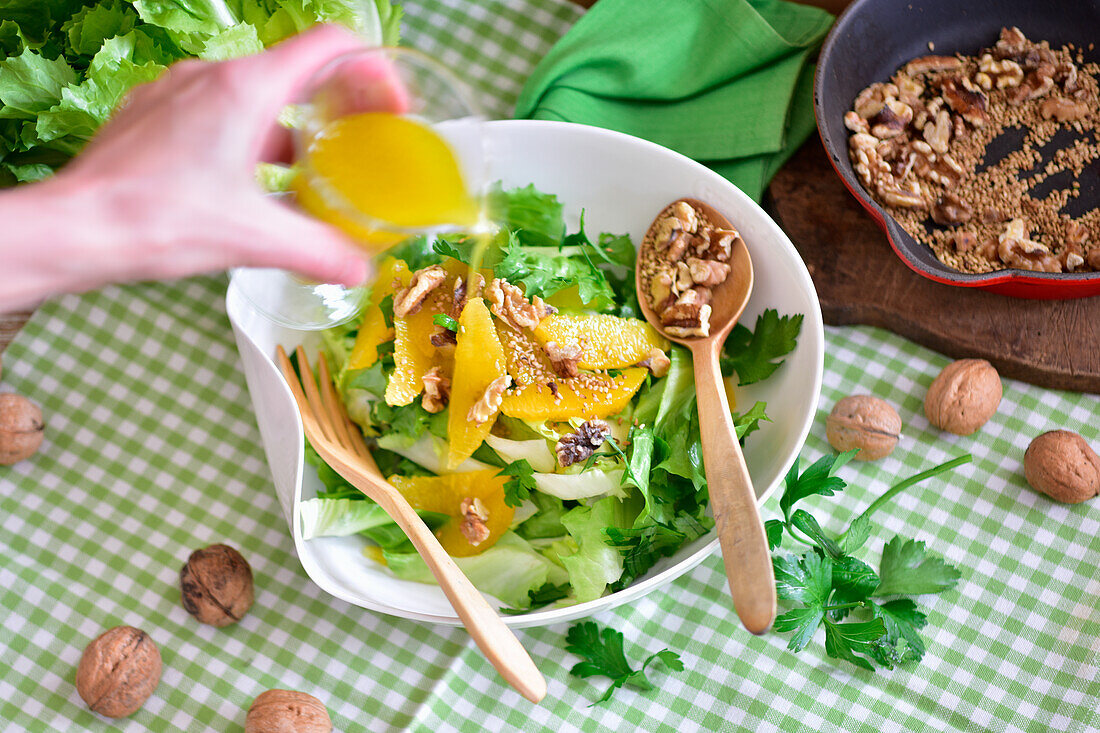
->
[497, 459, 537, 507]
[770, 451, 971, 669]
[721, 309, 803, 385]
[432, 313, 459, 332]
[566, 621, 683, 704]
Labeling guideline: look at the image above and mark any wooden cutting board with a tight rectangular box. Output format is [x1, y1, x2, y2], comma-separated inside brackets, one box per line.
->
[765, 139, 1100, 395]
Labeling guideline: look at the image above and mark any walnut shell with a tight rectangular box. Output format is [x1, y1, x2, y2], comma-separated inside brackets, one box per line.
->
[0, 393, 45, 465]
[1024, 430, 1100, 504]
[924, 359, 1002, 435]
[180, 543, 254, 627]
[245, 689, 332, 733]
[75, 626, 161, 718]
[825, 395, 902, 461]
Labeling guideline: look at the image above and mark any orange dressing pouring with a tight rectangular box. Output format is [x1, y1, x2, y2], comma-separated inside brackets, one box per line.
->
[295, 112, 483, 249]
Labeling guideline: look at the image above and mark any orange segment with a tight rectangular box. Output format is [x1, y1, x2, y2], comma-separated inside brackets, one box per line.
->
[385, 302, 440, 406]
[387, 470, 513, 556]
[534, 313, 668, 370]
[498, 324, 555, 388]
[348, 258, 408, 370]
[500, 368, 648, 421]
[447, 297, 507, 468]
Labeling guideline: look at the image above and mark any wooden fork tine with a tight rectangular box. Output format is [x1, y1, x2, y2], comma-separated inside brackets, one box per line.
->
[295, 346, 336, 444]
[316, 354, 357, 452]
[275, 346, 311, 419]
[343, 412, 375, 463]
[275, 346, 327, 438]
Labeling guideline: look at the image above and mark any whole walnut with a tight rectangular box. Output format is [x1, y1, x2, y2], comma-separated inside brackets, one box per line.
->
[76, 626, 161, 718]
[924, 359, 1002, 435]
[825, 395, 901, 461]
[0, 393, 45, 465]
[245, 689, 332, 733]
[180, 543, 254, 627]
[1024, 430, 1100, 504]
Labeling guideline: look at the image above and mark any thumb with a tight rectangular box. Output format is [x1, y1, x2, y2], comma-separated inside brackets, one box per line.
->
[240, 202, 370, 286]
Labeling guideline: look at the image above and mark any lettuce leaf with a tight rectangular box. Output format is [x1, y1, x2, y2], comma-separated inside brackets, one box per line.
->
[300, 497, 448, 540]
[36, 34, 167, 143]
[383, 531, 564, 609]
[198, 21, 262, 60]
[0, 48, 76, 117]
[300, 497, 394, 539]
[558, 495, 639, 602]
[130, 0, 236, 36]
[516, 492, 568, 540]
[62, 1, 139, 59]
[487, 182, 565, 246]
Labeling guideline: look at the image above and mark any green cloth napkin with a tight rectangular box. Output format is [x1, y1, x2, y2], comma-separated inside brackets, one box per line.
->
[514, 0, 833, 201]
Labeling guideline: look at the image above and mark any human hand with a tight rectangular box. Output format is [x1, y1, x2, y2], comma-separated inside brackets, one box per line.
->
[2, 25, 399, 310]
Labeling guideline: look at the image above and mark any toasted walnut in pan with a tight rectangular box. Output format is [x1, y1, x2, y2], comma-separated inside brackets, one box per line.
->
[844, 26, 1100, 275]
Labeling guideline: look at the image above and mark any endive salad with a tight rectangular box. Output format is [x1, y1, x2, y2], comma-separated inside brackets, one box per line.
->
[303, 184, 803, 611]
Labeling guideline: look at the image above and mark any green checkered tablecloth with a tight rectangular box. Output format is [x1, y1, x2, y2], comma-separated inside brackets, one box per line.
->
[1, 2, 1097, 731]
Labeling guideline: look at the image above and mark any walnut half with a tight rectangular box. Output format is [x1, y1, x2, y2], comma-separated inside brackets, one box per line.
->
[997, 219, 1060, 272]
[555, 419, 611, 468]
[459, 497, 491, 546]
[394, 265, 446, 317]
[660, 288, 712, 338]
[421, 367, 450, 413]
[638, 347, 671, 378]
[467, 375, 511, 426]
[486, 278, 555, 331]
[543, 340, 582, 378]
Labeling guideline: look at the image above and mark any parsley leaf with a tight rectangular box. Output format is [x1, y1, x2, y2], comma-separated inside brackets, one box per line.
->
[770, 454, 971, 670]
[497, 459, 537, 508]
[869, 598, 928, 667]
[874, 536, 961, 596]
[566, 621, 683, 704]
[790, 509, 844, 559]
[605, 523, 686, 590]
[778, 450, 858, 523]
[432, 232, 506, 269]
[346, 362, 388, 399]
[773, 551, 832, 606]
[733, 401, 770, 441]
[500, 582, 571, 615]
[721, 309, 803, 385]
[774, 607, 826, 653]
[765, 519, 785, 551]
[828, 556, 880, 619]
[823, 618, 887, 671]
[432, 313, 459, 332]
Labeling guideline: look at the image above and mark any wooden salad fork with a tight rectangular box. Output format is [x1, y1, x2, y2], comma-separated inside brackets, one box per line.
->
[275, 345, 546, 704]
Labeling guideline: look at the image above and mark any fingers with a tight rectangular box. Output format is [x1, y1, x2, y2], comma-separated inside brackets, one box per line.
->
[239, 24, 365, 111]
[247, 25, 408, 162]
[311, 51, 411, 117]
[240, 200, 370, 286]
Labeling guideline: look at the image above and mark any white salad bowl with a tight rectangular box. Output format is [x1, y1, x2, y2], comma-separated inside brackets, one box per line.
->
[227, 120, 824, 628]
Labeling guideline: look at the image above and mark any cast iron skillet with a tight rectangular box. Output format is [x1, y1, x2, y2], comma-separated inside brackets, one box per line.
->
[814, 0, 1100, 299]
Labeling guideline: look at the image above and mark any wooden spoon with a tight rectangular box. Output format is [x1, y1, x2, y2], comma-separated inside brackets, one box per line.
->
[636, 198, 776, 635]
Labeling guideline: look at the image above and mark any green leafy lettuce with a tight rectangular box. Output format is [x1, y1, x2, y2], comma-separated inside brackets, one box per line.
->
[383, 531, 567, 609]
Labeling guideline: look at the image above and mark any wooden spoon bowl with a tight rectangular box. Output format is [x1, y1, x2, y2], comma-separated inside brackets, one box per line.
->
[635, 198, 776, 635]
